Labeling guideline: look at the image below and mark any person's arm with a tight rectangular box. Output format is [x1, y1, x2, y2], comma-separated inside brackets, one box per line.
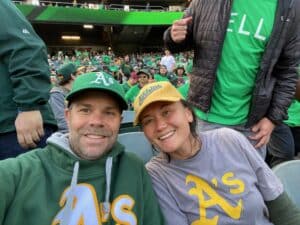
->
[163, 1, 195, 53]
[266, 1, 300, 125]
[1, 1, 52, 148]
[295, 78, 300, 101]
[49, 91, 68, 133]
[0, 159, 20, 224]
[266, 191, 300, 225]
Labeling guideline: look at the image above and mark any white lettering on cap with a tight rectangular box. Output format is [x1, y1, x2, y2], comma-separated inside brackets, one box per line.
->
[91, 72, 114, 86]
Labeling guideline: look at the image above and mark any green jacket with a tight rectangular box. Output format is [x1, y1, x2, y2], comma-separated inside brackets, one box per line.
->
[125, 84, 141, 105]
[0, 133, 165, 225]
[0, 0, 56, 133]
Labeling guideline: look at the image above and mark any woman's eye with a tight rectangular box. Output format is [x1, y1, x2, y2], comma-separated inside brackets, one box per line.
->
[142, 118, 152, 126]
[162, 110, 170, 117]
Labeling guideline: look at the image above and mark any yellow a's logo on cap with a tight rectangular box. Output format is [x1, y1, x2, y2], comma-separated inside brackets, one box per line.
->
[138, 84, 162, 106]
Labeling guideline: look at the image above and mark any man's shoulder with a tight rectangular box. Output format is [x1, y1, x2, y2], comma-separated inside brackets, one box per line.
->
[0, 148, 46, 172]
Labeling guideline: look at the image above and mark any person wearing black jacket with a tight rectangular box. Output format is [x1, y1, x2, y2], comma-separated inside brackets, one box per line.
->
[164, 0, 300, 159]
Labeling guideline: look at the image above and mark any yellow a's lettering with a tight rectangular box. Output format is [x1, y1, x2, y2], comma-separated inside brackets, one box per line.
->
[186, 174, 243, 225]
[222, 172, 245, 194]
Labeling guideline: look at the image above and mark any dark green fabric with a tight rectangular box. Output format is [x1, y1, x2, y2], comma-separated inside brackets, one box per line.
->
[266, 191, 300, 225]
[0, 141, 165, 225]
[0, 0, 56, 133]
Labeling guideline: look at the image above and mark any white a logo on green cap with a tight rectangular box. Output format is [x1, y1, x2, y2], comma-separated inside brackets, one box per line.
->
[91, 72, 114, 86]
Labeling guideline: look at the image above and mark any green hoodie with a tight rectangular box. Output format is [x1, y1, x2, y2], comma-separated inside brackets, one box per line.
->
[0, 133, 165, 225]
[0, 0, 56, 133]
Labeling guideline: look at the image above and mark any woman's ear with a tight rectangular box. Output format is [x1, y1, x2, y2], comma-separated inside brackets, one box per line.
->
[185, 107, 194, 123]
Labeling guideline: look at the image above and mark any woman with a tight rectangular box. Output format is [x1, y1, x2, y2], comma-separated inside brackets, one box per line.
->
[132, 81, 300, 225]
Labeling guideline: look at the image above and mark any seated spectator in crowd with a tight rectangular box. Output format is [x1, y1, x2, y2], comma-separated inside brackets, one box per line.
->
[174, 64, 188, 87]
[0, 72, 165, 225]
[122, 71, 138, 94]
[125, 69, 150, 108]
[120, 54, 133, 79]
[154, 64, 177, 86]
[49, 63, 78, 133]
[133, 81, 300, 225]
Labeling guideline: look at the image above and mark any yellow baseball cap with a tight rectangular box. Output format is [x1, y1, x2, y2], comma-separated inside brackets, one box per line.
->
[133, 81, 183, 125]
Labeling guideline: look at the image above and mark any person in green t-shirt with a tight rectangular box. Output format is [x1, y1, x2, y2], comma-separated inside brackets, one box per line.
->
[125, 69, 151, 109]
[0, 72, 165, 225]
[164, 0, 300, 159]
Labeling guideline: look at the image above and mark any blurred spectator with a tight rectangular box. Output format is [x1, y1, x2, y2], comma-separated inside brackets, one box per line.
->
[49, 63, 78, 133]
[160, 49, 176, 72]
[125, 69, 151, 109]
[122, 71, 138, 93]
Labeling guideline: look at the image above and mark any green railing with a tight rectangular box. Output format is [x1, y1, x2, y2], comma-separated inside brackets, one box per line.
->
[16, 4, 183, 25]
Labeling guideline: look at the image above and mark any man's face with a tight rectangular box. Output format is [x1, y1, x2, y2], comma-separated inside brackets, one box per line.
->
[65, 90, 122, 160]
[138, 73, 149, 87]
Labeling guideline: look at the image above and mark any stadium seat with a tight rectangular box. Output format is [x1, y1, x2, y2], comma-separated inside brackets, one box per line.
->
[119, 110, 140, 133]
[118, 131, 156, 163]
[122, 110, 135, 124]
[272, 160, 300, 208]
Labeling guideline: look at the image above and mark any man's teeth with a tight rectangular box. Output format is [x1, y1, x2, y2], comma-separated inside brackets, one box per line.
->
[86, 134, 105, 138]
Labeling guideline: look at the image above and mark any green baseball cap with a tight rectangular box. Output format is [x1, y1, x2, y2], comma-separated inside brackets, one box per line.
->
[66, 72, 128, 110]
[56, 63, 77, 84]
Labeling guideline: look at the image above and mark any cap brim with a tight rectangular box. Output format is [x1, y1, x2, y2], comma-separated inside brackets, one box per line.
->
[67, 88, 128, 110]
[133, 96, 181, 126]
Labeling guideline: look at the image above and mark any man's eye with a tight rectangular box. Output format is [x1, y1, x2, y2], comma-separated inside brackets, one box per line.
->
[106, 111, 116, 116]
[79, 108, 90, 113]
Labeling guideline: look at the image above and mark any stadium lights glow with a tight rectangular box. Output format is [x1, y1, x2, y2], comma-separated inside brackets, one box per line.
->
[61, 35, 81, 40]
[83, 24, 94, 29]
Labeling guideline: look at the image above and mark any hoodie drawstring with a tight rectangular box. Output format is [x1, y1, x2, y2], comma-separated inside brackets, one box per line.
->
[101, 156, 113, 221]
[61, 161, 79, 225]
[60, 157, 113, 223]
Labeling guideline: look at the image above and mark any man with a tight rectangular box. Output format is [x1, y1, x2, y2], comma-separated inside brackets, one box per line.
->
[0, 0, 57, 159]
[164, 0, 300, 157]
[122, 71, 138, 94]
[125, 69, 151, 108]
[49, 63, 78, 133]
[0, 72, 165, 225]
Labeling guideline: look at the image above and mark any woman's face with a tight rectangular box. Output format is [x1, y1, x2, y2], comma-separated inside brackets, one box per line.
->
[140, 101, 194, 159]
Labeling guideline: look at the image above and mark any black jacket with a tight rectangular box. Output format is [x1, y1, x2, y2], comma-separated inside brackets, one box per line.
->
[164, 0, 300, 127]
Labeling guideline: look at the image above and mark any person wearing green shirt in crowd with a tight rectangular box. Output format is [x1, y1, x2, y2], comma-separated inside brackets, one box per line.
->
[154, 65, 178, 87]
[0, 71, 165, 225]
[125, 69, 150, 108]
[0, 0, 57, 159]
[154, 65, 171, 82]
[120, 54, 133, 79]
[165, 0, 300, 160]
[122, 71, 138, 94]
